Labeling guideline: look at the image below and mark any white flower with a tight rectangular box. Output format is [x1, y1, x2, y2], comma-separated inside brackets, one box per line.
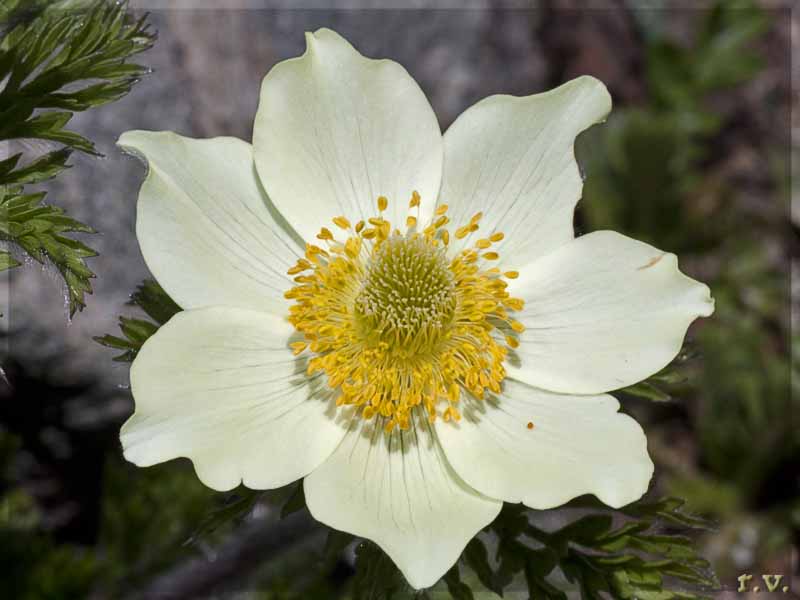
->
[118, 29, 714, 589]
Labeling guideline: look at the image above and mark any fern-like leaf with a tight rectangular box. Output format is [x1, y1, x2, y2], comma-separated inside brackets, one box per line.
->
[0, 0, 155, 316]
[0, 186, 95, 313]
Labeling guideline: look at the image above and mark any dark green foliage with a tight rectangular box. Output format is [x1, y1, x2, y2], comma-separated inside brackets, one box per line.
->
[647, 1, 768, 111]
[184, 488, 263, 547]
[0, 528, 98, 600]
[692, 290, 793, 503]
[0, 430, 100, 600]
[129, 278, 182, 324]
[263, 491, 717, 599]
[352, 541, 409, 600]
[98, 461, 217, 590]
[443, 564, 474, 600]
[481, 500, 717, 600]
[280, 482, 307, 519]
[581, 0, 767, 254]
[94, 279, 180, 360]
[462, 537, 500, 595]
[0, 148, 72, 185]
[581, 0, 792, 580]
[0, 0, 155, 315]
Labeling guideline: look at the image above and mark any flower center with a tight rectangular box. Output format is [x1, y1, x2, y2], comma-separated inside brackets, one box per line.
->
[354, 233, 455, 357]
[284, 194, 524, 432]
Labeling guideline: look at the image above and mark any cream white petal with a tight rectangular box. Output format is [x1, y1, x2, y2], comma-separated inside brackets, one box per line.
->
[119, 130, 302, 314]
[122, 307, 347, 492]
[506, 230, 714, 394]
[435, 380, 653, 509]
[439, 76, 611, 265]
[304, 416, 502, 590]
[253, 28, 443, 243]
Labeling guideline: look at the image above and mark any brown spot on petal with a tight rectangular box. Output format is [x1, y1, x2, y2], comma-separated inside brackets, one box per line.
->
[637, 254, 664, 270]
[527, 421, 535, 430]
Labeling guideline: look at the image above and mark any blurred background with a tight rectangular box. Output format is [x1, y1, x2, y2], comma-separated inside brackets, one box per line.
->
[0, 1, 796, 598]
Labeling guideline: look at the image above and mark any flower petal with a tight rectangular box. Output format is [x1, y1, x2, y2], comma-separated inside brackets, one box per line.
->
[119, 130, 302, 314]
[253, 28, 443, 243]
[506, 230, 714, 394]
[435, 380, 653, 509]
[304, 417, 501, 590]
[439, 76, 611, 265]
[122, 306, 347, 491]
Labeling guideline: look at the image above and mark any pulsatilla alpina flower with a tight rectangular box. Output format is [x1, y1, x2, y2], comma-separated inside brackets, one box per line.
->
[118, 29, 714, 588]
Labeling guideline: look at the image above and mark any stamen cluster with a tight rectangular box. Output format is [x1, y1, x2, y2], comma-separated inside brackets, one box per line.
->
[285, 193, 524, 432]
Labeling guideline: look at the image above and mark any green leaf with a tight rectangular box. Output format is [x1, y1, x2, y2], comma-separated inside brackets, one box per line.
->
[94, 280, 179, 360]
[469, 496, 717, 600]
[621, 381, 673, 402]
[0, 187, 95, 313]
[352, 541, 408, 600]
[0, 1, 154, 152]
[443, 564, 474, 600]
[279, 482, 306, 519]
[0, 148, 73, 185]
[0, 111, 94, 154]
[549, 514, 613, 554]
[93, 317, 156, 362]
[0, 0, 154, 316]
[462, 537, 499, 595]
[523, 547, 565, 600]
[623, 497, 715, 530]
[0, 250, 20, 270]
[184, 488, 262, 546]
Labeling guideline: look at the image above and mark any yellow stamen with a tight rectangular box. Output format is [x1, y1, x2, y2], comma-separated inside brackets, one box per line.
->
[283, 198, 525, 429]
[333, 216, 351, 230]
